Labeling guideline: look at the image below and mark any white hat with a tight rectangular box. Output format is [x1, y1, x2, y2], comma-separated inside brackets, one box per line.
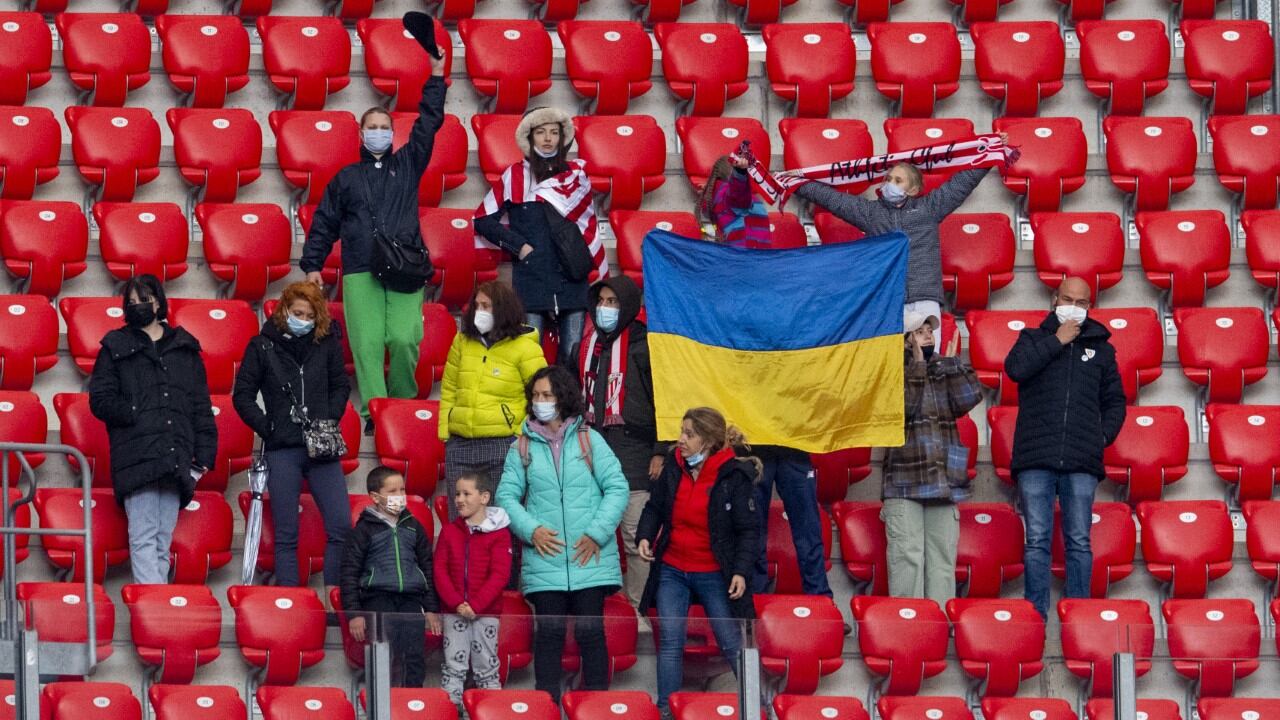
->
[515, 107, 574, 157]
[903, 310, 939, 334]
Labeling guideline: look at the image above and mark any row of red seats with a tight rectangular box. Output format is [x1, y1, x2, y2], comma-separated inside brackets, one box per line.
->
[1, 13, 1270, 118]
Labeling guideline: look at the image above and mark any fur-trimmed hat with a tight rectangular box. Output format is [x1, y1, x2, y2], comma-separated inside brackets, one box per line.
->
[515, 106, 574, 157]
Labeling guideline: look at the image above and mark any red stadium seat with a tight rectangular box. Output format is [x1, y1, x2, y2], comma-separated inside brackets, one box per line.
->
[237, 492, 327, 583]
[883, 118, 976, 193]
[155, 15, 250, 109]
[1103, 116, 1196, 212]
[357, 18, 453, 113]
[53, 393, 112, 488]
[1244, 501, 1280, 590]
[1209, 115, 1280, 212]
[956, 503, 1023, 597]
[1183, 21, 1273, 116]
[356, 688, 457, 720]
[17, 582, 114, 665]
[416, 303, 457, 397]
[561, 592, 638, 681]
[41, 682, 138, 719]
[257, 17, 351, 111]
[878, 696, 973, 720]
[369, 398, 446, 497]
[559, 21, 652, 115]
[988, 406, 1017, 484]
[775, 696, 869, 720]
[1031, 212, 1124, 300]
[471, 113, 523, 189]
[465, 690, 559, 720]
[970, 21, 1064, 117]
[257, 686, 354, 720]
[676, 117, 770, 192]
[669, 693, 743, 720]
[60, 297, 125, 375]
[0, 12, 52, 105]
[1173, 307, 1269, 404]
[0, 295, 56, 390]
[833, 501, 889, 595]
[458, 20, 552, 114]
[391, 112, 467, 207]
[810, 448, 872, 505]
[170, 491, 233, 584]
[779, 118, 874, 192]
[1103, 406, 1189, 503]
[1088, 308, 1163, 403]
[1051, 502, 1137, 597]
[763, 24, 856, 118]
[947, 598, 1044, 697]
[655, 24, 750, 117]
[1199, 700, 1280, 720]
[269, 110, 360, 208]
[1086, 700, 1181, 720]
[0, 106, 59, 200]
[868, 23, 961, 118]
[65, 106, 161, 202]
[94, 202, 188, 283]
[1137, 210, 1231, 308]
[1078, 21, 1170, 115]
[420, 208, 500, 310]
[851, 596, 949, 696]
[197, 203, 291, 302]
[574, 115, 667, 211]
[1244, 210, 1280, 290]
[167, 109, 262, 204]
[965, 310, 1044, 405]
[565, 691, 658, 720]
[149, 684, 246, 720]
[768, 212, 808, 249]
[992, 117, 1087, 213]
[755, 594, 844, 695]
[34, 488, 130, 582]
[1136, 500, 1233, 598]
[958, 414, 979, 479]
[0, 200, 87, 298]
[1163, 598, 1260, 699]
[55, 13, 151, 106]
[609, 210, 702, 288]
[813, 212, 866, 245]
[0, 391, 46, 480]
[1059, 599, 1155, 697]
[1209, 405, 1280, 501]
[982, 699, 1076, 720]
[168, 299, 257, 394]
[939, 213, 1015, 310]
[227, 585, 326, 685]
[497, 591, 535, 683]
[121, 583, 221, 683]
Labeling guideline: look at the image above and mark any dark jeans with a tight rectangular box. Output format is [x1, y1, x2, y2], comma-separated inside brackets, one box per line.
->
[265, 447, 350, 587]
[526, 310, 585, 368]
[525, 586, 610, 703]
[363, 591, 427, 688]
[655, 563, 743, 711]
[1018, 469, 1098, 619]
[752, 446, 832, 596]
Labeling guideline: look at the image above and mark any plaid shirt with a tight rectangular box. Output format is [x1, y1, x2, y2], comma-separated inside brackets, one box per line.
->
[882, 355, 984, 502]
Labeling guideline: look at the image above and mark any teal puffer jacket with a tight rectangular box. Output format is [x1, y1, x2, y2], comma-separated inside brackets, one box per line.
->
[496, 416, 629, 594]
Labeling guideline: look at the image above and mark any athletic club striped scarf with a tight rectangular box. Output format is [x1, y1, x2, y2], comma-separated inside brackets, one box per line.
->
[474, 159, 607, 280]
[578, 314, 629, 427]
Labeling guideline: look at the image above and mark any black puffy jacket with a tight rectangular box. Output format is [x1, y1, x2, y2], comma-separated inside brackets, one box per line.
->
[1004, 313, 1128, 478]
[299, 76, 446, 277]
[88, 325, 218, 507]
[232, 320, 351, 451]
[474, 199, 589, 314]
[340, 507, 440, 613]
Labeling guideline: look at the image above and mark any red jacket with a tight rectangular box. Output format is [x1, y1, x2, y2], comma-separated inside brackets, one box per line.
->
[433, 507, 513, 616]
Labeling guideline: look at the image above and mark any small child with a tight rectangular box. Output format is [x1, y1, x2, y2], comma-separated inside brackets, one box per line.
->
[697, 154, 772, 248]
[340, 466, 442, 688]
[434, 472, 513, 710]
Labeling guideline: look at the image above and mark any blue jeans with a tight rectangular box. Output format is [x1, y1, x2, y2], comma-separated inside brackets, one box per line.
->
[526, 310, 585, 368]
[655, 563, 743, 710]
[265, 447, 351, 587]
[123, 481, 182, 584]
[752, 446, 832, 596]
[1018, 469, 1098, 619]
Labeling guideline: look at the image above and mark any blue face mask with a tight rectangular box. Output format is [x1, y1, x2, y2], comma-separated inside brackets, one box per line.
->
[531, 401, 558, 423]
[286, 315, 315, 336]
[685, 449, 707, 467]
[595, 306, 620, 333]
[880, 181, 908, 204]
[362, 128, 393, 154]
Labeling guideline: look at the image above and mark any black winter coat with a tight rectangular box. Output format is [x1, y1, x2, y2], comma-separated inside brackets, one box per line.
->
[300, 76, 447, 277]
[340, 508, 440, 613]
[232, 320, 351, 451]
[88, 325, 217, 507]
[636, 449, 760, 620]
[1004, 313, 1128, 478]
[474, 200, 589, 314]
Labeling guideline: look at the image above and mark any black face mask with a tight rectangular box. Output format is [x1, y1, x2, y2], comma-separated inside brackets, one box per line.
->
[921, 345, 935, 361]
[124, 302, 157, 328]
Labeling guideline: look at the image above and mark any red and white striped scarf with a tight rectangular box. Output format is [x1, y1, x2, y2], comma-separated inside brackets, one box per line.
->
[474, 159, 607, 281]
[579, 314, 629, 427]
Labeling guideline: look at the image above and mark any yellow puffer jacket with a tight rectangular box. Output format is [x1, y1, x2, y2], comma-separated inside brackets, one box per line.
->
[438, 328, 548, 441]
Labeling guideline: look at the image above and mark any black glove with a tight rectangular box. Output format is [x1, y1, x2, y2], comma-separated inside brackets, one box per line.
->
[402, 11, 442, 60]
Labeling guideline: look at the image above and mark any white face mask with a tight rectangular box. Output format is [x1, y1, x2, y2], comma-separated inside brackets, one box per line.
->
[533, 145, 559, 159]
[880, 181, 908, 204]
[595, 306, 620, 332]
[382, 494, 406, 515]
[473, 310, 494, 335]
[531, 401, 559, 423]
[1055, 304, 1087, 324]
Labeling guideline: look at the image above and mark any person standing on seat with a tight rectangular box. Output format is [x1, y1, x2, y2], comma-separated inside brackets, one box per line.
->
[1005, 276, 1126, 619]
[300, 25, 447, 433]
[88, 274, 217, 585]
[697, 154, 771, 247]
[882, 311, 983, 607]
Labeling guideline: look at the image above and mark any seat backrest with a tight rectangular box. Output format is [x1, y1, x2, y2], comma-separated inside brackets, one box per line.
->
[1077, 20, 1171, 114]
[1173, 307, 1270, 403]
[226, 585, 327, 684]
[93, 201, 189, 282]
[778, 118, 874, 193]
[1163, 598, 1260, 665]
[1102, 116, 1196, 210]
[154, 15, 250, 108]
[558, 20, 652, 114]
[774, 695, 869, 720]
[986, 405, 1018, 484]
[168, 298, 259, 394]
[1208, 114, 1280, 210]
[149, 684, 246, 720]
[52, 392, 111, 486]
[16, 581, 115, 657]
[882, 117, 976, 191]
[256, 16, 351, 110]
[939, 213, 1015, 310]
[170, 491, 234, 584]
[1050, 501, 1137, 598]
[56, 13, 152, 106]
[43, 681, 140, 720]
[832, 501, 888, 595]
[981, 698, 1076, 720]
[1199, 699, 1280, 720]
[267, 110, 360, 205]
[0, 106, 61, 200]
[654, 23, 748, 116]
[166, 108, 262, 202]
[0, 391, 47, 483]
[675, 117, 770, 192]
[369, 398, 446, 497]
[1031, 212, 1125, 300]
[608, 210, 702, 287]
[1182, 20, 1274, 115]
[197, 203, 292, 303]
[574, 115, 666, 211]
[563, 691, 659, 720]
[121, 583, 222, 683]
[991, 117, 1087, 212]
[0, 11, 52, 105]
[417, 303, 459, 397]
[851, 596, 949, 695]
[421, 207, 499, 310]
[0, 294, 58, 391]
[464, 689, 560, 720]
[669, 693, 741, 720]
[1087, 308, 1163, 403]
[1210, 405, 1280, 501]
[762, 23, 856, 118]
[1243, 500, 1280, 580]
[237, 491, 328, 581]
[392, 112, 468, 207]
[1059, 598, 1155, 697]
[1244, 209, 1280, 289]
[946, 598, 1045, 696]
[457, 20, 553, 114]
[256, 686, 355, 720]
[867, 22, 961, 117]
[65, 106, 161, 201]
[1103, 405, 1189, 503]
[964, 310, 1046, 404]
[470, 113, 523, 187]
[1086, 700, 1181, 720]
[356, 17, 452, 112]
[878, 696, 974, 720]
[1135, 500, 1234, 598]
[59, 297, 125, 375]
[1136, 209, 1231, 307]
[956, 503, 1024, 597]
[0, 200, 89, 299]
[970, 21, 1065, 116]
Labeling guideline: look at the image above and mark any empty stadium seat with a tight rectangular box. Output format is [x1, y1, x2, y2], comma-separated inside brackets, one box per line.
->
[755, 594, 844, 694]
[493, 591, 534, 683]
[170, 491, 233, 584]
[227, 585, 326, 685]
[956, 503, 1024, 597]
[257, 17, 351, 111]
[458, 20, 552, 114]
[1208, 405, 1280, 501]
[154, 15, 251, 108]
[94, 202, 189, 282]
[970, 21, 1064, 117]
[210, 397, 257, 487]
[0, 200, 87, 298]
[41, 682, 139, 720]
[17, 581, 115, 662]
[965, 310, 1045, 404]
[1137, 210, 1231, 309]
[883, 118, 977, 193]
[53, 393, 112, 489]
[564, 691, 660, 720]
[670, 693, 743, 720]
[121, 583, 222, 684]
[149, 684, 246, 720]
[60, 297, 124, 375]
[609, 210, 702, 287]
[391, 112, 468, 207]
[416, 303, 457, 398]
[1078, 21, 1171, 115]
[655, 24, 749, 117]
[762, 24, 856, 118]
[1059, 598, 1155, 697]
[867, 23, 961, 118]
[1244, 210, 1280, 291]
[0, 106, 59, 199]
[35, 488, 130, 582]
[1136, 500, 1233, 598]
[1164, 598, 1260, 700]
[765, 500, 832, 593]
[56, 13, 151, 106]
[676, 117, 770, 192]
[574, 115, 667, 211]
[813, 212, 867, 245]
[992, 118, 1087, 213]
[1031, 212, 1124, 300]
[1103, 406, 1188, 502]
[1173, 307, 1270, 404]
[237, 492, 327, 583]
[257, 686, 354, 720]
[65, 106, 161, 202]
[168, 299, 257, 395]
[1199, 699, 1280, 720]
[369, 398, 446, 497]
[775, 696, 870, 720]
[939, 213, 1015, 310]
[558, 21, 652, 115]
[988, 406, 1017, 484]
[420, 208, 500, 310]
[878, 696, 973, 720]
[465, 690, 559, 720]
[196, 203, 292, 302]
[947, 598, 1045, 697]
[851, 596, 949, 697]
[0, 295, 56, 391]
[1209, 115, 1280, 212]
[1183, 21, 1273, 116]
[982, 698, 1076, 720]
[0, 12, 52, 105]
[357, 18, 453, 113]
[167, 108, 263, 204]
[810, 447, 873, 505]
[471, 113, 523, 188]
[0, 390, 46, 479]
[1086, 700, 1181, 720]
[1103, 117, 1196, 212]
[1089, 308, 1164, 403]
[1243, 501, 1280, 591]
[833, 501, 888, 595]
[1051, 502, 1137, 597]
[270, 110, 360, 208]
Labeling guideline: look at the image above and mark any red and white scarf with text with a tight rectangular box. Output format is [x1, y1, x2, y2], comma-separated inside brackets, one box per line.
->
[578, 314, 629, 427]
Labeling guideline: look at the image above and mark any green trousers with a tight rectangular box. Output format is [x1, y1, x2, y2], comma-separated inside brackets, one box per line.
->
[881, 498, 959, 607]
[342, 272, 424, 418]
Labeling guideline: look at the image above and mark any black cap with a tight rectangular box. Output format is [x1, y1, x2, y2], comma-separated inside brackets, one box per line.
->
[402, 12, 442, 60]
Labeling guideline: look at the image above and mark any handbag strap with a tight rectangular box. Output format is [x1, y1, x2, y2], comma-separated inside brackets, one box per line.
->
[355, 166, 388, 236]
[261, 339, 311, 426]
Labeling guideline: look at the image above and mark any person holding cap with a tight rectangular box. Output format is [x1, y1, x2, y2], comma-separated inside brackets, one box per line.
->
[880, 310, 982, 606]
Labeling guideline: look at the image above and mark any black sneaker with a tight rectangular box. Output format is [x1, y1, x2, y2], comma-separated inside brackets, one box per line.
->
[364, 419, 375, 436]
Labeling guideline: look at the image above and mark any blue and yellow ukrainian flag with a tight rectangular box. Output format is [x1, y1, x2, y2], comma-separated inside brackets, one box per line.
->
[642, 229, 908, 453]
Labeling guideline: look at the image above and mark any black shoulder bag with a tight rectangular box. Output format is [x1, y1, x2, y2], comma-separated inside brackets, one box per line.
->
[262, 340, 347, 462]
[542, 203, 593, 282]
[357, 167, 434, 293]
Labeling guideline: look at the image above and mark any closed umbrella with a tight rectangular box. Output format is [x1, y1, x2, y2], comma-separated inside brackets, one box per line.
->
[240, 452, 269, 585]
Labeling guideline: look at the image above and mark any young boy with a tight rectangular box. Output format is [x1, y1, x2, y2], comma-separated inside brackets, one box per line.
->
[340, 465, 442, 688]
[434, 472, 513, 710]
